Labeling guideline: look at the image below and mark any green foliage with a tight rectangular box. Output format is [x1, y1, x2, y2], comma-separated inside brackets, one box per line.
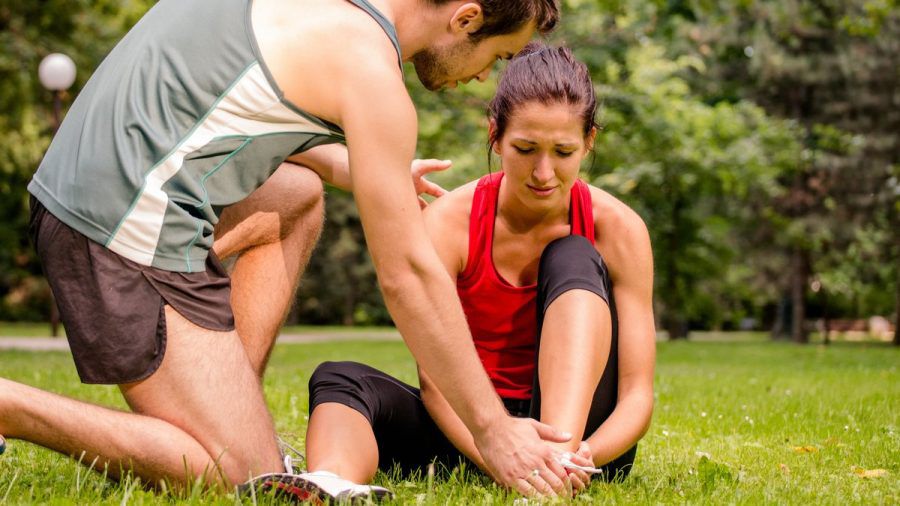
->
[683, 0, 899, 339]
[556, 1, 804, 336]
[294, 190, 390, 326]
[0, 0, 895, 336]
[0, 0, 155, 319]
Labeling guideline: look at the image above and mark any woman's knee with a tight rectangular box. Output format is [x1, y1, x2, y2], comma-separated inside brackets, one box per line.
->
[538, 235, 611, 310]
[308, 361, 371, 396]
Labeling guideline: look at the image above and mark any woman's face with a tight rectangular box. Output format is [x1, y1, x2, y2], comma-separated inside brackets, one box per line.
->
[493, 100, 595, 213]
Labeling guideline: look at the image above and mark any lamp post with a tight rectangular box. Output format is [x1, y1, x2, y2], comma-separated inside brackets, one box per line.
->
[38, 53, 76, 337]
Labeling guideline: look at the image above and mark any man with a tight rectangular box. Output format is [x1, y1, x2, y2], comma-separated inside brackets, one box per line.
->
[0, 0, 572, 499]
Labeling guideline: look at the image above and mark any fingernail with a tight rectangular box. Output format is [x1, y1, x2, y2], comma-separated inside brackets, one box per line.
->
[561, 432, 572, 439]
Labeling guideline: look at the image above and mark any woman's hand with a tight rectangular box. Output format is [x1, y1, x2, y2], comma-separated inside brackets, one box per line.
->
[566, 441, 595, 494]
[411, 159, 450, 208]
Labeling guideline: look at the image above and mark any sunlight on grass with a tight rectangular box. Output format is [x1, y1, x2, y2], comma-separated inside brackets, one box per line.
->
[0, 338, 897, 504]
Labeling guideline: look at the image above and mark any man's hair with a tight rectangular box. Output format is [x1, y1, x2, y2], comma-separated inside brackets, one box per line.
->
[427, 0, 560, 41]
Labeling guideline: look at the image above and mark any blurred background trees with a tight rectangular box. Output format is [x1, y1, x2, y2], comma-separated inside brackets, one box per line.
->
[0, 0, 896, 343]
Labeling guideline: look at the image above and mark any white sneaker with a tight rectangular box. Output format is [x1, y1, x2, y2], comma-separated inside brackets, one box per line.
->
[297, 471, 393, 503]
[0, 435, 6, 455]
[239, 470, 393, 504]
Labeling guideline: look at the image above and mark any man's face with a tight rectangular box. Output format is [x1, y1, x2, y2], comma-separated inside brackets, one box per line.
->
[411, 23, 536, 91]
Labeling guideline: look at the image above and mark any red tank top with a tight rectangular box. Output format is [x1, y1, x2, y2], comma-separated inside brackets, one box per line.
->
[456, 173, 595, 399]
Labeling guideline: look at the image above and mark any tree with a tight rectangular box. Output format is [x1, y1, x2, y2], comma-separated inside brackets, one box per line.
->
[558, 0, 802, 339]
[0, 0, 155, 320]
[685, 0, 900, 342]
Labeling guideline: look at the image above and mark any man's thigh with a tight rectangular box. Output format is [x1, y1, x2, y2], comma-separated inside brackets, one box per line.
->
[213, 163, 324, 259]
[120, 306, 282, 481]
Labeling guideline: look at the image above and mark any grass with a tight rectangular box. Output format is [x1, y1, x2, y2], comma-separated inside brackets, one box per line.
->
[0, 336, 897, 504]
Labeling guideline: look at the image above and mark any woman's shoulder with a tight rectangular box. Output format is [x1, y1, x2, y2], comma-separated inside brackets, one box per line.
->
[422, 179, 480, 268]
[585, 183, 652, 273]
[586, 185, 648, 237]
[424, 179, 479, 226]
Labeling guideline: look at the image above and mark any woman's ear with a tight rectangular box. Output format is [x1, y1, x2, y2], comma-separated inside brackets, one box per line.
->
[585, 126, 598, 152]
[489, 120, 501, 154]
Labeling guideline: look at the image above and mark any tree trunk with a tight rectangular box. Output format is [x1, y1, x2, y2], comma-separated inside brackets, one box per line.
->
[771, 294, 791, 340]
[663, 173, 689, 340]
[342, 284, 356, 326]
[790, 247, 810, 343]
[664, 314, 688, 340]
[894, 263, 899, 346]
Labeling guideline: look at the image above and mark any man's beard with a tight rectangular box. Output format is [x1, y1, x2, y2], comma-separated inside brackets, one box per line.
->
[410, 39, 475, 91]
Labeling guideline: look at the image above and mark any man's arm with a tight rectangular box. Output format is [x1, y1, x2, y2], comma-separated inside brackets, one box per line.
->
[288, 144, 449, 204]
[333, 52, 568, 495]
[415, 188, 487, 473]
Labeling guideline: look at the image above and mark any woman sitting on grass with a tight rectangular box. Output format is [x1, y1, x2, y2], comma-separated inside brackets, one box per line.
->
[300, 42, 656, 499]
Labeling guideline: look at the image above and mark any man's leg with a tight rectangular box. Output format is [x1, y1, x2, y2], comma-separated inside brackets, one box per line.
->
[531, 236, 613, 452]
[0, 306, 283, 487]
[214, 164, 325, 377]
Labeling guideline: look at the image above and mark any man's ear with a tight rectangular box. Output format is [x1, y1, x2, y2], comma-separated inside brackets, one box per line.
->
[449, 3, 484, 35]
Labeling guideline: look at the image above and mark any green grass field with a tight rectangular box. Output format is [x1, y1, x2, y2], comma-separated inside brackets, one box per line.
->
[0, 337, 897, 504]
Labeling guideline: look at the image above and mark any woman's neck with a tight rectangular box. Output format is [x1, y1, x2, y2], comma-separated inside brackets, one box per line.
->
[496, 177, 571, 234]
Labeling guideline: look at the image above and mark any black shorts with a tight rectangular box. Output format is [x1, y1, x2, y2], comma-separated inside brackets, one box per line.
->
[28, 196, 235, 385]
[309, 235, 637, 481]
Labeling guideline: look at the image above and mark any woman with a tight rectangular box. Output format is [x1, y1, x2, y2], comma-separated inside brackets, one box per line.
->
[299, 42, 655, 500]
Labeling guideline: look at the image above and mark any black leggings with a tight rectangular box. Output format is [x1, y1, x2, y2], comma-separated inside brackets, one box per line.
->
[308, 235, 637, 480]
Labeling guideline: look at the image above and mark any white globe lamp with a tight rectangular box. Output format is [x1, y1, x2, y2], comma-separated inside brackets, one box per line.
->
[38, 53, 77, 91]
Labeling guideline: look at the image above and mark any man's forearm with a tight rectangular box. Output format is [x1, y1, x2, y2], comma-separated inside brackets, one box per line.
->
[377, 256, 506, 436]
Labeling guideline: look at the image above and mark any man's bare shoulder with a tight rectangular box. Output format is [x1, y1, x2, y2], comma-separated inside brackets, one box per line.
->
[252, 0, 404, 124]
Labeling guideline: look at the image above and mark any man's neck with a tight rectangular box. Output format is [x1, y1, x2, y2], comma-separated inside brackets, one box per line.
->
[376, 0, 452, 60]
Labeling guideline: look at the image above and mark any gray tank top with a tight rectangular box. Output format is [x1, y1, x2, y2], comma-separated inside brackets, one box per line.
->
[29, 0, 401, 272]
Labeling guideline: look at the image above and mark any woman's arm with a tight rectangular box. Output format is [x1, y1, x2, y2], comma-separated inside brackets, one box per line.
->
[584, 192, 656, 466]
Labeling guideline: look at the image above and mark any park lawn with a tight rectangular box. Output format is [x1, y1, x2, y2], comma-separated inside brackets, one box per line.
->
[0, 338, 897, 505]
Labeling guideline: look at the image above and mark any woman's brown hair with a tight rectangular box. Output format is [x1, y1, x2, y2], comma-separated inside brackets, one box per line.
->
[487, 41, 597, 151]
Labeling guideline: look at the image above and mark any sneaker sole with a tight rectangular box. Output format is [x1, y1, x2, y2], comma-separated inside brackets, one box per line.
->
[239, 473, 393, 504]
[240, 473, 324, 504]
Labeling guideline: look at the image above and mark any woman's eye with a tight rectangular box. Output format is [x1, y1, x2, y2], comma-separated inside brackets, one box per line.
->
[514, 146, 534, 154]
[557, 150, 575, 157]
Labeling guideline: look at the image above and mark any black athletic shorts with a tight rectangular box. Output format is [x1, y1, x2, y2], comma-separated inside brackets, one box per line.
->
[309, 235, 637, 481]
[28, 196, 235, 385]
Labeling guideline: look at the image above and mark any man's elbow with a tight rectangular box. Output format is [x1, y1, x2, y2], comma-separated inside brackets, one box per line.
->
[375, 250, 447, 300]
